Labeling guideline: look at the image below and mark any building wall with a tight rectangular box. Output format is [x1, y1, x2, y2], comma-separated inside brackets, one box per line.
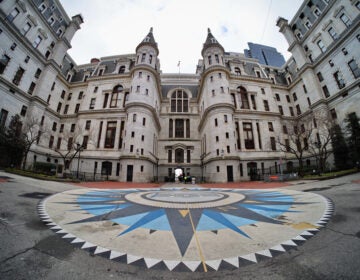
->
[1, 0, 359, 182]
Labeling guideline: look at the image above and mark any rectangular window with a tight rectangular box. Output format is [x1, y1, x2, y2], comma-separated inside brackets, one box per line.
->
[333, 71, 345, 89]
[60, 90, 65, 99]
[105, 121, 117, 148]
[322, 85, 330, 98]
[12, 67, 25, 85]
[303, 85, 307, 94]
[292, 92, 297, 101]
[268, 122, 274, 132]
[250, 95, 256, 110]
[89, 98, 96, 109]
[278, 105, 284, 115]
[0, 54, 11, 74]
[103, 93, 109, 108]
[175, 119, 184, 138]
[63, 105, 69, 114]
[317, 40, 326, 53]
[0, 109, 9, 127]
[296, 104, 302, 115]
[243, 122, 254, 149]
[270, 137, 276, 151]
[340, 13, 352, 27]
[168, 150, 172, 163]
[56, 137, 62, 150]
[110, 92, 118, 107]
[215, 118, 218, 127]
[49, 135, 54, 148]
[71, 123, 76, 132]
[28, 82, 36, 95]
[226, 146, 230, 153]
[74, 103, 80, 113]
[169, 119, 173, 138]
[317, 72, 324, 81]
[289, 107, 294, 116]
[263, 100, 269, 111]
[286, 95, 290, 103]
[143, 118, 146, 126]
[59, 124, 64, 133]
[307, 97, 311, 106]
[285, 139, 290, 152]
[82, 136, 89, 149]
[68, 137, 73, 150]
[224, 115, 228, 123]
[130, 145, 134, 152]
[186, 119, 190, 138]
[328, 27, 338, 40]
[348, 59, 360, 78]
[21, 22, 32, 36]
[20, 105, 27, 116]
[97, 121, 103, 148]
[56, 102, 62, 113]
[7, 8, 20, 22]
[283, 125, 288, 134]
[32, 36, 42, 48]
[85, 120, 91, 130]
[187, 150, 191, 163]
[275, 94, 280, 101]
[330, 108, 337, 120]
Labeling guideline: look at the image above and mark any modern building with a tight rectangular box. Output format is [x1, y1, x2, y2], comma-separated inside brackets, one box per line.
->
[0, 0, 359, 182]
[244, 42, 286, 67]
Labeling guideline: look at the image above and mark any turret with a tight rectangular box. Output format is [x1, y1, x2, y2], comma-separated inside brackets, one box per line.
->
[201, 28, 225, 69]
[135, 27, 159, 69]
[277, 17, 308, 68]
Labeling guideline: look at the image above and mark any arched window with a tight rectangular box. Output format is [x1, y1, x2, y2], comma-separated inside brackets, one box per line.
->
[238, 86, 250, 109]
[170, 89, 189, 112]
[110, 85, 123, 107]
[235, 67, 241, 75]
[175, 148, 184, 163]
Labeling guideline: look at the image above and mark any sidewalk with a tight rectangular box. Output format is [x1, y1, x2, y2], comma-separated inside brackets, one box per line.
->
[73, 180, 300, 189]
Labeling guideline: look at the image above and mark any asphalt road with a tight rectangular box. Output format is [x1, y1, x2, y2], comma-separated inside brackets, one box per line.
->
[1, 171, 359, 280]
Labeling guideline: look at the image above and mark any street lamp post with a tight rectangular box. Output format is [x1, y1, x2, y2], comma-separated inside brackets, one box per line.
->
[76, 143, 83, 179]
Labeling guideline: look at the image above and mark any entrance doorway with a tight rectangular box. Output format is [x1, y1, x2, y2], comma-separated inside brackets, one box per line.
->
[127, 165, 133, 182]
[227, 165, 234, 182]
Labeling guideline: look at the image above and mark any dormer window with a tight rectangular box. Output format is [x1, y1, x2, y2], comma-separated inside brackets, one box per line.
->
[317, 40, 326, 53]
[313, 8, 321, 17]
[39, 4, 46, 13]
[48, 17, 55, 26]
[340, 13, 352, 27]
[7, 8, 20, 22]
[210, 38, 217, 43]
[328, 27, 338, 40]
[141, 53, 146, 62]
[296, 32, 303, 40]
[235, 67, 241, 75]
[305, 20, 312, 29]
[56, 28, 63, 37]
[118, 65, 125, 74]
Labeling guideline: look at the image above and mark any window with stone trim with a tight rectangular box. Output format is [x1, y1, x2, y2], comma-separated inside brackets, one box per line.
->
[243, 122, 254, 149]
[104, 121, 117, 148]
[170, 90, 189, 113]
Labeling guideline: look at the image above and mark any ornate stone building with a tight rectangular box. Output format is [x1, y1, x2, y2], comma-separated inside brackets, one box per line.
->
[0, 0, 359, 182]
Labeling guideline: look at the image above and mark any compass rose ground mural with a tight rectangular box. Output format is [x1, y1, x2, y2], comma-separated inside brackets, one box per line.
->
[38, 187, 333, 272]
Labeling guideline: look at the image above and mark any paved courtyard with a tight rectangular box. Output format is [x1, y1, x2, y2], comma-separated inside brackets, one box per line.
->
[1, 171, 360, 279]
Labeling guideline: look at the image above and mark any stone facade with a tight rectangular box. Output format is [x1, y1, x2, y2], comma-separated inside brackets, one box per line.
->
[0, 0, 359, 182]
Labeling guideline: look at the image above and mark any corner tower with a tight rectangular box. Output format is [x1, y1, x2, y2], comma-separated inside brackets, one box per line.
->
[121, 28, 161, 182]
[199, 29, 238, 182]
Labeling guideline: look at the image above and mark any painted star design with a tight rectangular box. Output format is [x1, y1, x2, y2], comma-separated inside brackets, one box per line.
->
[62, 188, 307, 256]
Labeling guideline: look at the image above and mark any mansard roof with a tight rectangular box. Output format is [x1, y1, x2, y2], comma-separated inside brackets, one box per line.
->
[136, 27, 159, 55]
[201, 28, 225, 56]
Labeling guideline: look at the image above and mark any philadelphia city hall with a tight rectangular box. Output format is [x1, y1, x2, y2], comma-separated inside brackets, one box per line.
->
[0, 0, 359, 182]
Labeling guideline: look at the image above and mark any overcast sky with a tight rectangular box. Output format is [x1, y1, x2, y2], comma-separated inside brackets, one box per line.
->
[60, 0, 303, 73]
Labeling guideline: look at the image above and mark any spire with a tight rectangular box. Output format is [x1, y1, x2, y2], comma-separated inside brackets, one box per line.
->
[136, 27, 159, 55]
[201, 28, 224, 56]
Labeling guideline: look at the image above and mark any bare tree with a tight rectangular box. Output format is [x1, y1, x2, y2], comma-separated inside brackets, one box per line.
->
[53, 124, 95, 175]
[276, 114, 314, 176]
[307, 111, 335, 173]
[21, 117, 49, 169]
